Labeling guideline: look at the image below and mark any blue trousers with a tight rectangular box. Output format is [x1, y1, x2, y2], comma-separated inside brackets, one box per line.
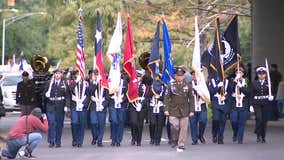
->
[90, 110, 106, 145]
[189, 111, 207, 142]
[230, 109, 248, 143]
[71, 110, 87, 145]
[212, 106, 227, 141]
[47, 111, 65, 145]
[109, 107, 126, 144]
[1, 133, 42, 159]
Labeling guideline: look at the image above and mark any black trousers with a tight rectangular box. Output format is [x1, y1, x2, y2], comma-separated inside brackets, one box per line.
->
[149, 113, 165, 144]
[254, 104, 269, 138]
[129, 108, 145, 145]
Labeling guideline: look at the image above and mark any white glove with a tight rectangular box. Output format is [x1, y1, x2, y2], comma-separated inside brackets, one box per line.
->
[235, 73, 241, 80]
[237, 82, 243, 88]
[268, 96, 274, 101]
[75, 75, 81, 83]
[64, 106, 69, 112]
[42, 114, 47, 120]
[91, 96, 96, 102]
[249, 106, 254, 112]
[217, 82, 223, 87]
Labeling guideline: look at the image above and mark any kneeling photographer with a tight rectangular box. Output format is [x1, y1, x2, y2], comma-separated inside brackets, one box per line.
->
[1, 108, 48, 159]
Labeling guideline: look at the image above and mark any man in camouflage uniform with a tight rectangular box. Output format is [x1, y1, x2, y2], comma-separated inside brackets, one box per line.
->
[164, 67, 194, 152]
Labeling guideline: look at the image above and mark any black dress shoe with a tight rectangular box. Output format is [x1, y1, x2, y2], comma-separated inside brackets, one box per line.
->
[232, 135, 237, 142]
[55, 144, 61, 148]
[199, 137, 206, 144]
[91, 140, 97, 145]
[192, 141, 198, 145]
[77, 144, 82, 148]
[131, 140, 136, 146]
[111, 142, 115, 146]
[155, 142, 160, 146]
[72, 141, 77, 147]
[150, 139, 154, 145]
[261, 138, 266, 143]
[136, 143, 141, 146]
[218, 139, 224, 144]
[213, 137, 217, 143]
[97, 143, 104, 147]
[49, 143, 55, 148]
[116, 143, 121, 147]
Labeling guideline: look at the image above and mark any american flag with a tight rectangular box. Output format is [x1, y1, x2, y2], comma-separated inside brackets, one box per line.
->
[95, 11, 108, 88]
[76, 17, 86, 80]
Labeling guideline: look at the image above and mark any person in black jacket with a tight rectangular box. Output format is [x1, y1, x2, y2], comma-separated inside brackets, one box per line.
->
[16, 71, 36, 115]
[229, 67, 250, 144]
[251, 65, 274, 143]
[149, 77, 166, 146]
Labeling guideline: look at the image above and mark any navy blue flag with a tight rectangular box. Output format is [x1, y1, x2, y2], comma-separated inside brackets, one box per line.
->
[210, 17, 224, 80]
[161, 19, 174, 84]
[147, 21, 160, 79]
[222, 15, 241, 72]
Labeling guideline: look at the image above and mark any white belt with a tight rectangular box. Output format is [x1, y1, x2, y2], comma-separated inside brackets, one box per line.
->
[50, 97, 65, 101]
[254, 96, 268, 100]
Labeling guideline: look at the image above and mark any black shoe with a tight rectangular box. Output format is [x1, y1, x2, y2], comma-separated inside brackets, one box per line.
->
[72, 141, 77, 147]
[91, 140, 97, 145]
[177, 146, 185, 152]
[77, 144, 82, 148]
[150, 139, 154, 145]
[136, 143, 141, 146]
[111, 142, 115, 146]
[48, 143, 55, 148]
[199, 137, 206, 144]
[261, 138, 266, 143]
[233, 135, 237, 142]
[116, 143, 121, 147]
[192, 141, 198, 145]
[155, 142, 160, 146]
[55, 144, 61, 148]
[218, 139, 224, 144]
[131, 140, 136, 146]
[213, 137, 217, 143]
[97, 143, 104, 147]
[171, 141, 178, 148]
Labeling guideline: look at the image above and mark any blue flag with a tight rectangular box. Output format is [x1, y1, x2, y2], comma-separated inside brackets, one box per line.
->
[148, 21, 160, 79]
[161, 19, 174, 84]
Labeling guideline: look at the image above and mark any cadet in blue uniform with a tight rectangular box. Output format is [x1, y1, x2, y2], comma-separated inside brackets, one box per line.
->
[251, 66, 274, 143]
[229, 67, 250, 144]
[189, 71, 207, 145]
[88, 76, 109, 147]
[149, 77, 166, 146]
[67, 73, 89, 147]
[109, 75, 128, 147]
[208, 76, 230, 144]
[130, 71, 146, 146]
[44, 69, 67, 148]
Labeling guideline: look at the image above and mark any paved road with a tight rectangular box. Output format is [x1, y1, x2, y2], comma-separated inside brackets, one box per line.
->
[1, 112, 284, 160]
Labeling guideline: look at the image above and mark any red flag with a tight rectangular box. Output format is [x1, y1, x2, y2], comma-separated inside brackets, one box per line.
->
[123, 15, 138, 102]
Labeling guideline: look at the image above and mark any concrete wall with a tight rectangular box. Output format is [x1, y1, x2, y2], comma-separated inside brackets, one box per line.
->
[252, 0, 284, 76]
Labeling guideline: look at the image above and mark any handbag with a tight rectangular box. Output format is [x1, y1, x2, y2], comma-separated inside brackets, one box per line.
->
[0, 105, 6, 117]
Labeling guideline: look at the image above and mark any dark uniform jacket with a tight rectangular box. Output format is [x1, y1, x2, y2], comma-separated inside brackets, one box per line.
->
[229, 78, 250, 111]
[129, 82, 147, 111]
[16, 80, 35, 105]
[88, 82, 109, 111]
[250, 79, 270, 106]
[208, 78, 230, 110]
[44, 79, 67, 112]
[67, 80, 90, 111]
[164, 80, 194, 118]
[149, 80, 166, 114]
[108, 78, 128, 108]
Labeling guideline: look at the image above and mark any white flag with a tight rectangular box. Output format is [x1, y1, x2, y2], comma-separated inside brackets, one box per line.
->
[107, 12, 123, 93]
[192, 16, 211, 103]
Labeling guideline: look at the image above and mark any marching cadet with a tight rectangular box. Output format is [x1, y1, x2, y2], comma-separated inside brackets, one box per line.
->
[164, 67, 194, 152]
[88, 73, 109, 147]
[189, 71, 207, 145]
[229, 66, 250, 144]
[129, 70, 146, 146]
[16, 71, 36, 115]
[208, 74, 230, 144]
[149, 77, 166, 146]
[109, 73, 128, 147]
[67, 71, 89, 147]
[44, 69, 67, 148]
[251, 65, 274, 143]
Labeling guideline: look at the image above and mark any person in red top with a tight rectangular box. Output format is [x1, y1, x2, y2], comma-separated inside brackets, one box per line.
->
[1, 108, 48, 159]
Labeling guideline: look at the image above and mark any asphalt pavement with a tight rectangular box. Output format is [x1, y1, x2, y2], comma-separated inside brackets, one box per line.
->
[1, 112, 284, 160]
